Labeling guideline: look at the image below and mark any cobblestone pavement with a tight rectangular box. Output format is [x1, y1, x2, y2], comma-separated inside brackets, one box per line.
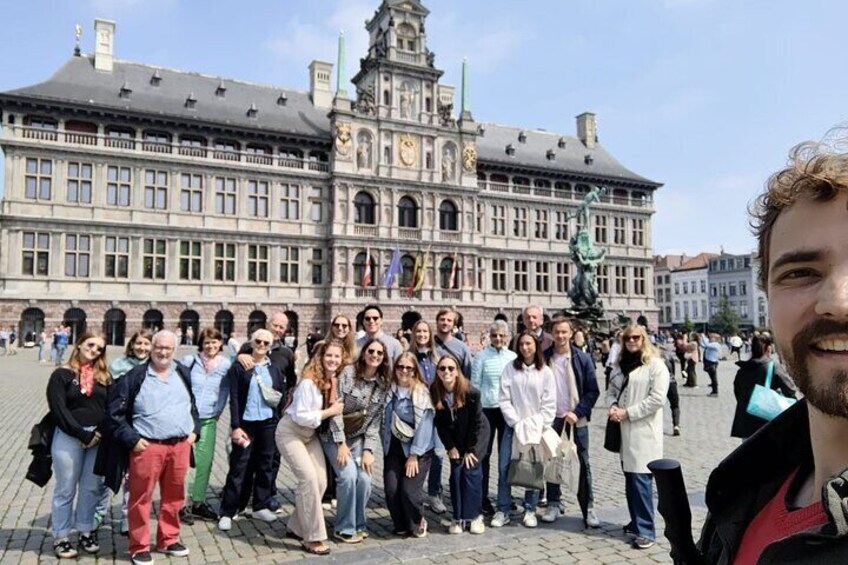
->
[0, 346, 747, 564]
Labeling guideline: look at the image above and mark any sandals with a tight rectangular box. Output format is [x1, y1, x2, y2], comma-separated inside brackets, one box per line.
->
[301, 541, 331, 555]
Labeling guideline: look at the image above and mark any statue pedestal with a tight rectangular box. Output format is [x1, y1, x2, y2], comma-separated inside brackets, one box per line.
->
[562, 302, 606, 327]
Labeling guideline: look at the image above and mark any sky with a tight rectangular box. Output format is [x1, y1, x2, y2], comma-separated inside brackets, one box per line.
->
[1, 0, 848, 256]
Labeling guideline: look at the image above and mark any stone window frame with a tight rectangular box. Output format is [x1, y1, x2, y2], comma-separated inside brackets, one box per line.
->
[556, 262, 570, 294]
[554, 211, 569, 241]
[247, 179, 270, 218]
[25, 157, 53, 201]
[534, 209, 549, 240]
[180, 173, 203, 213]
[66, 161, 93, 205]
[215, 176, 237, 216]
[214, 243, 236, 282]
[142, 238, 167, 280]
[535, 261, 550, 293]
[22, 231, 50, 276]
[594, 214, 608, 244]
[613, 216, 626, 245]
[514, 260, 529, 292]
[247, 244, 269, 283]
[490, 205, 506, 236]
[615, 265, 628, 296]
[107, 165, 132, 207]
[491, 258, 507, 291]
[144, 169, 169, 210]
[633, 266, 646, 296]
[280, 184, 301, 220]
[512, 206, 527, 238]
[632, 218, 645, 247]
[280, 246, 300, 284]
[179, 240, 202, 281]
[104, 236, 130, 279]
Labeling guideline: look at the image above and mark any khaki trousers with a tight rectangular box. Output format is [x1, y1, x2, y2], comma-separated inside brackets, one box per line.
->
[275, 415, 327, 542]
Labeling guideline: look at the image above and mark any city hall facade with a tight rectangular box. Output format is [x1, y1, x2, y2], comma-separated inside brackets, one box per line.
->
[0, 0, 661, 344]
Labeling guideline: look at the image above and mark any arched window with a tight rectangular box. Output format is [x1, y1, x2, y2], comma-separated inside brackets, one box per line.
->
[102, 308, 127, 346]
[63, 307, 88, 344]
[439, 200, 459, 231]
[396, 23, 417, 52]
[353, 251, 378, 287]
[215, 310, 235, 338]
[284, 310, 299, 350]
[20, 307, 45, 344]
[398, 196, 418, 228]
[247, 310, 267, 336]
[354, 191, 376, 224]
[142, 309, 164, 332]
[400, 255, 416, 288]
[439, 257, 460, 289]
[179, 310, 200, 345]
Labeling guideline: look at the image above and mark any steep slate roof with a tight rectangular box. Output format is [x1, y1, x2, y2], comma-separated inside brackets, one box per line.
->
[477, 124, 659, 187]
[1, 55, 331, 139]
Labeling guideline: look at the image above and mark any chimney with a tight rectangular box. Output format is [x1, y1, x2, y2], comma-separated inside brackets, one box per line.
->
[308, 60, 333, 109]
[576, 111, 596, 149]
[94, 18, 116, 73]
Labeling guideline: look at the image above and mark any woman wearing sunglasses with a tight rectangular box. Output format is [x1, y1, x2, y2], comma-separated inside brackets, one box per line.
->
[47, 331, 111, 558]
[605, 324, 669, 550]
[218, 329, 285, 531]
[178, 328, 231, 524]
[320, 337, 389, 543]
[381, 352, 436, 538]
[431, 355, 490, 535]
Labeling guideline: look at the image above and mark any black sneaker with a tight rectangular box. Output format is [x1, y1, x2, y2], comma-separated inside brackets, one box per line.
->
[79, 532, 100, 554]
[158, 542, 190, 557]
[178, 506, 194, 525]
[191, 501, 219, 522]
[54, 539, 78, 559]
[131, 551, 154, 565]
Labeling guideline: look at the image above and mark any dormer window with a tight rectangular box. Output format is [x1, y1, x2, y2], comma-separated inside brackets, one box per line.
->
[277, 92, 288, 106]
[185, 92, 197, 109]
[216, 81, 226, 98]
[547, 149, 556, 161]
[397, 22, 417, 52]
[150, 69, 161, 87]
[247, 103, 258, 118]
[584, 154, 594, 165]
[558, 137, 567, 149]
[506, 144, 515, 156]
[518, 131, 527, 143]
[119, 82, 132, 100]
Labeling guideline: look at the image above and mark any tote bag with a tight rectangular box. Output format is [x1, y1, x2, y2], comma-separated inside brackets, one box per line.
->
[746, 361, 796, 421]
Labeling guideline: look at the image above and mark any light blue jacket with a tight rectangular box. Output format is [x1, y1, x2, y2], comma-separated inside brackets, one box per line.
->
[180, 353, 232, 420]
[471, 346, 518, 408]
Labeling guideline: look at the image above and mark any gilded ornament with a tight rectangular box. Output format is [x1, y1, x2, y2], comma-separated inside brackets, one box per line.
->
[399, 133, 417, 167]
[462, 145, 477, 172]
[335, 122, 352, 158]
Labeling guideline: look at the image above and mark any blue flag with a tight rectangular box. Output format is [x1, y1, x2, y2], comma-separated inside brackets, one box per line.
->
[383, 246, 402, 288]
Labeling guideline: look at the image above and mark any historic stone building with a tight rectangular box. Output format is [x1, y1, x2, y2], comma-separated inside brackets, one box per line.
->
[0, 0, 661, 344]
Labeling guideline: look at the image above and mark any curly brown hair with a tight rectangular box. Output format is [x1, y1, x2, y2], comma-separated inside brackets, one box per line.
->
[752, 133, 848, 291]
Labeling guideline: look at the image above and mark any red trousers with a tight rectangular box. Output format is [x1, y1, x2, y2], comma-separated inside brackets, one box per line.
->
[128, 441, 190, 554]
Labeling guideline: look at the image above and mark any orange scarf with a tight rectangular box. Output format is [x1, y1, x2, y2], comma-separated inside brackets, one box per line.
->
[79, 364, 95, 396]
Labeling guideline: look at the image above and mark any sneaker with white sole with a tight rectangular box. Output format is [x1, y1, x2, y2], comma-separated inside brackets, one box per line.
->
[412, 518, 428, 538]
[633, 536, 655, 549]
[79, 532, 100, 554]
[157, 542, 189, 557]
[585, 508, 601, 528]
[522, 511, 538, 528]
[427, 495, 447, 514]
[448, 520, 463, 534]
[490, 511, 510, 528]
[131, 551, 154, 565]
[54, 538, 78, 559]
[218, 516, 232, 531]
[469, 515, 485, 534]
[540, 507, 559, 523]
[251, 508, 277, 522]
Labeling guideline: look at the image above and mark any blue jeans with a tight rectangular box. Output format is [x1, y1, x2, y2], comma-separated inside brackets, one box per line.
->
[427, 433, 444, 497]
[51, 427, 103, 539]
[448, 459, 483, 521]
[546, 419, 595, 519]
[624, 472, 655, 540]
[38, 342, 46, 361]
[322, 440, 371, 536]
[496, 426, 540, 513]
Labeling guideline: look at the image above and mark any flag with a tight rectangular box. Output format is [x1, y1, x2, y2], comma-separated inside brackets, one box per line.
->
[362, 247, 372, 287]
[407, 253, 421, 297]
[383, 245, 402, 288]
[448, 249, 459, 289]
[414, 245, 430, 292]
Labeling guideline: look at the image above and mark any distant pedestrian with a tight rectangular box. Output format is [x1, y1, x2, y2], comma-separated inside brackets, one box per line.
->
[38, 329, 48, 362]
[700, 332, 722, 396]
[8, 327, 18, 355]
[0, 326, 8, 355]
[226, 331, 241, 360]
[729, 333, 743, 361]
[55, 326, 70, 366]
[185, 326, 194, 347]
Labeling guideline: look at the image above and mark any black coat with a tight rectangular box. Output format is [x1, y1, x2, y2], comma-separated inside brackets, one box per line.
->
[239, 342, 297, 393]
[95, 362, 200, 492]
[226, 361, 285, 429]
[542, 344, 600, 422]
[433, 387, 490, 459]
[731, 357, 797, 439]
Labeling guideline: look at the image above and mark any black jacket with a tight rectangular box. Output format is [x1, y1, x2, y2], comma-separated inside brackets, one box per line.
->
[95, 362, 200, 492]
[731, 357, 797, 439]
[239, 341, 297, 393]
[543, 344, 600, 422]
[433, 387, 490, 459]
[227, 360, 285, 429]
[699, 400, 848, 564]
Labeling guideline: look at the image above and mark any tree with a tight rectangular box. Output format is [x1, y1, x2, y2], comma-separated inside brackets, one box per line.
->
[681, 315, 694, 334]
[710, 298, 740, 336]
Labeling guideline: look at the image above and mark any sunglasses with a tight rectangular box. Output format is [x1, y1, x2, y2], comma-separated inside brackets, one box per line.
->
[82, 342, 104, 352]
[437, 365, 457, 373]
[332, 323, 350, 329]
[254, 339, 271, 346]
[396, 364, 415, 372]
[364, 316, 381, 322]
[366, 348, 385, 357]
[624, 335, 642, 342]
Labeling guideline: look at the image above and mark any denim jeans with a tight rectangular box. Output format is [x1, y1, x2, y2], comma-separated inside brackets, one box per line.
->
[624, 472, 655, 540]
[449, 458, 483, 521]
[51, 426, 103, 539]
[322, 439, 371, 536]
[427, 433, 444, 496]
[496, 426, 540, 513]
[546, 419, 594, 519]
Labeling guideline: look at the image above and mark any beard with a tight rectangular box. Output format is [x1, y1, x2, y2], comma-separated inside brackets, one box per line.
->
[786, 319, 848, 419]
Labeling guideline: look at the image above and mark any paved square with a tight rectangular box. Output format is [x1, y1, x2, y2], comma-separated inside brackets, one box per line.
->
[0, 346, 744, 564]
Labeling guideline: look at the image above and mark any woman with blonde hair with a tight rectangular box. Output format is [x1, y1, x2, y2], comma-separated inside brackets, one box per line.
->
[382, 351, 436, 537]
[47, 330, 112, 558]
[323, 314, 356, 365]
[605, 324, 669, 550]
[276, 341, 345, 555]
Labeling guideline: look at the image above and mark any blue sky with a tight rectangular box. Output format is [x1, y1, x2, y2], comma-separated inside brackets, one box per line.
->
[2, 0, 847, 255]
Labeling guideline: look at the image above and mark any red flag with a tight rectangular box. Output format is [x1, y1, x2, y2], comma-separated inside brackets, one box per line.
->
[362, 247, 372, 287]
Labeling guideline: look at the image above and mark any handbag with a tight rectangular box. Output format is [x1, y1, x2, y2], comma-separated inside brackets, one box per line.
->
[544, 425, 580, 491]
[507, 448, 545, 490]
[746, 361, 796, 421]
[26, 413, 55, 487]
[255, 374, 282, 408]
[390, 411, 415, 442]
[343, 382, 377, 436]
[604, 373, 630, 453]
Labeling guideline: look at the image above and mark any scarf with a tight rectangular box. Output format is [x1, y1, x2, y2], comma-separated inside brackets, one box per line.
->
[619, 350, 644, 377]
[199, 352, 220, 374]
[79, 363, 95, 397]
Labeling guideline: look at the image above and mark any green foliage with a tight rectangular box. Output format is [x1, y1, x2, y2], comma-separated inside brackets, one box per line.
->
[710, 298, 740, 336]
[681, 315, 694, 334]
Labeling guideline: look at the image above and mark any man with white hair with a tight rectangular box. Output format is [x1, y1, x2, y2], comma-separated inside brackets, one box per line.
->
[101, 330, 200, 565]
[510, 304, 554, 353]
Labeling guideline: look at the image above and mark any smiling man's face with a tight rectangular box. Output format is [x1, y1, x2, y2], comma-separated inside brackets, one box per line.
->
[768, 191, 848, 417]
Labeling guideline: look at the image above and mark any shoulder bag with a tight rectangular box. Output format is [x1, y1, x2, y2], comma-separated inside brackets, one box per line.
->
[746, 361, 796, 421]
[604, 373, 630, 453]
[256, 373, 283, 408]
[507, 446, 545, 490]
[343, 381, 377, 436]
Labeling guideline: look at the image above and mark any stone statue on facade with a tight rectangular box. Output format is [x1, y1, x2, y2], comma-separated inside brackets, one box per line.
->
[564, 185, 607, 319]
[355, 85, 376, 115]
[438, 101, 455, 127]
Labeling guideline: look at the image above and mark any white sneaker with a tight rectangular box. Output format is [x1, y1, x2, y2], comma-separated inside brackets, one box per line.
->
[469, 515, 485, 534]
[252, 508, 277, 522]
[428, 495, 447, 514]
[585, 508, 601, 528]
[522, 511, 538, 528]
[218, 516, 232, 531]
[448, 520, 463, 534]
[540, 507, 559, 523]
[490, 511, 510, 528]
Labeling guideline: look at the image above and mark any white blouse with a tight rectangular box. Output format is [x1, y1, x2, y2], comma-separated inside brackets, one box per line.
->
[285, 379, 323, 429]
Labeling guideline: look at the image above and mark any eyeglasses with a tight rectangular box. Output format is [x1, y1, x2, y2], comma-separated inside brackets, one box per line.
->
[253, 339, 271, 346]
[366, 348, 385, 357]
[437, 365, 457, 373]
[396, 365, 415, 372]
[82, 342, 104, 352]
[153, 346, 174, 352]
[490, 333, 507, 339]
[624, 335, 642, 342]
[332, 323, 350, 329]
[364, 316, 381, 322]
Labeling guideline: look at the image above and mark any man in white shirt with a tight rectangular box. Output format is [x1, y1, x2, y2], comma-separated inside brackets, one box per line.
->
[355, 304, 403, 368]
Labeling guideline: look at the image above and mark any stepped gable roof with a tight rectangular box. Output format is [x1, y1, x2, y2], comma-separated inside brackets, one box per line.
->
[1, 55, 331, 139]
[477, 123, 660, 187]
